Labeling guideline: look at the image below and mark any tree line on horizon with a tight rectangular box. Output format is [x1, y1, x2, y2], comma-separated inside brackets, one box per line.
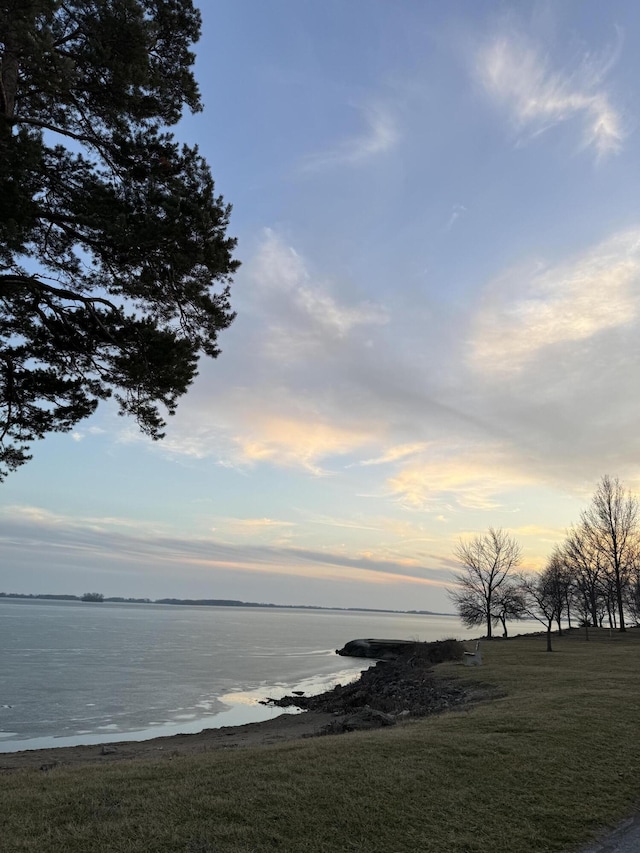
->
[449, 475, 640, 651]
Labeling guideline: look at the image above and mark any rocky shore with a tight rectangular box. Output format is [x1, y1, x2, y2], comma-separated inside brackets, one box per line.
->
[263, 638, 484, 734]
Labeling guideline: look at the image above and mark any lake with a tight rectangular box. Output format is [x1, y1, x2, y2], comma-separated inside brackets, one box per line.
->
[0, 598, 475, 752]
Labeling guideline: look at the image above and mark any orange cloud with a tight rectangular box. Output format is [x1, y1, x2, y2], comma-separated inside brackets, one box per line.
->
[388, 444, 534, 510]
[233, 416, 376, 473]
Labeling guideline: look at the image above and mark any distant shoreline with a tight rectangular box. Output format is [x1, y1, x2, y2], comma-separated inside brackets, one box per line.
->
[0, 592, 451, 617]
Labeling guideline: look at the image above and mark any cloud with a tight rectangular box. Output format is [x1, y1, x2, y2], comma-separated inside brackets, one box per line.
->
[470, 229, 640, 375]
[218, 517, 294, 531]
[301, 102, 399, 171]
[445, 204, 467, 231]
[300, 511, 381, 532]
[3, 505, 152, 532]
[71, 425, 106, 442]
[115, 217, 640, 513]
[477, 30, 624, 156]
[510, 524, 565, 540]
[232, 415, 376, 474]
[120, 230, 392, 472]
[387, 442, 535, 511]
[112, 218, 640, 510]
[294, 286, 387, 337]
[211, 517, 296, 542]
[120, 409, 378, 475]
[0, 505, 449, 591]
[460, 227, 640, 491]
[254, 230, 388, 339]
[357, 442, 430, 467]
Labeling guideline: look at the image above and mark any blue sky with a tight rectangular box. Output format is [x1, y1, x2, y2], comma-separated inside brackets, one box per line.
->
[3, 0, 640, 611]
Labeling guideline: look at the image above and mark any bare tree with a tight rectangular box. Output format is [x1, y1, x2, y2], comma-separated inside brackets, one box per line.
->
[545, 548, 573, 635]
[492, 583, 526, 638]
[449, 528, 522, 639]
[453, 590, 486, 632]
[625, 558, 640, 626]
[518, 566, 562, 652]
[563, 523, 605, 629]
[581, 476, 639, 633]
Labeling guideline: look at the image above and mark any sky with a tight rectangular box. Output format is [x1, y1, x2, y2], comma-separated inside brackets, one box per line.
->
[3, 0, 640, 611]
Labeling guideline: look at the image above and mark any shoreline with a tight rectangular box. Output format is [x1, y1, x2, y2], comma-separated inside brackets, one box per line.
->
[0, 709, 338, 772]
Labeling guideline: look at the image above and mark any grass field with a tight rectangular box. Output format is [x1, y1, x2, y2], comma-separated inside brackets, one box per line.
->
[2, 628, 639, 853]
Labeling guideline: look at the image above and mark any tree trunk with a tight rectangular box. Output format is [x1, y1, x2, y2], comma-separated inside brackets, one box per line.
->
[500, 615, 507, 638]
[546, 624, 553, 652]
[615, 569, 626, 632]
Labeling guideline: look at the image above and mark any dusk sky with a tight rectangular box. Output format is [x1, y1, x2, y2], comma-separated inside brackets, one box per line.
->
[3, 0, 640, 612]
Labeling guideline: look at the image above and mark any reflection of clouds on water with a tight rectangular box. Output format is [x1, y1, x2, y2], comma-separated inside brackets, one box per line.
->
[219, 692, 261, 707]
[220, 664, 367, 709]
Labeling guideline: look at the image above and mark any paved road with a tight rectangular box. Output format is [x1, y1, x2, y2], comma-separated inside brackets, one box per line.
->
[576, 813, 640, 853]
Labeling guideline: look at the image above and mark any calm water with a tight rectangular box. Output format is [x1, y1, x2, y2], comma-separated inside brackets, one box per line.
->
[0, 599, 472, 752]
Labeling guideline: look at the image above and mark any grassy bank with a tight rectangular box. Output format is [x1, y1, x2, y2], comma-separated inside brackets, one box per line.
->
[2, 629, 640, 853]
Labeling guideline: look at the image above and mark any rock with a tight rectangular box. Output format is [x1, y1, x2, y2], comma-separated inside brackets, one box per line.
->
[336, 638, 465, 663]
[336, 639, 419, 660]
[100, 746, 118, 755]
[322, 707, 396, 735]
[265, 638, 470, 728]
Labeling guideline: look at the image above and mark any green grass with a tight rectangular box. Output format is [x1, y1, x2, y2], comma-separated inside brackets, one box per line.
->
[2, 629, 640, 853]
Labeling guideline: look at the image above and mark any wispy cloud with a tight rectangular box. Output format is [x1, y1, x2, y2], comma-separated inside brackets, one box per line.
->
[254, 230, 388, 340]
[3, 505, 155, 532]
[470, 229, 640, 374]
[211, 517, 296, 538]
[300, 511, 381, 532]
[294, 286, 387, 337]
[357, 442, 430, 467]
[445, 204, 467, 231]
[477, 30, 624, 156]
[301, 102, 399, 171]
[71, 426, 106, 443]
